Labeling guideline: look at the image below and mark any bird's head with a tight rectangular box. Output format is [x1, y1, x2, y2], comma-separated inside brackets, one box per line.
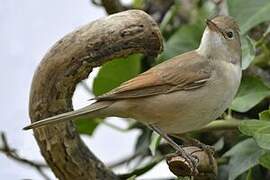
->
[198, 16, 241, 65]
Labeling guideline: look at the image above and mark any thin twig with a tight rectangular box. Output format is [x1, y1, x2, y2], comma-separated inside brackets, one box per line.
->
[0, 132, 50, 180]
[118, 156, 164, 179]
[197, 119, 241, 133]
[108, 151, 142, 168]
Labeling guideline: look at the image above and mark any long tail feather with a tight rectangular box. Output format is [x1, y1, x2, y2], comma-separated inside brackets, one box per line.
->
[23, 102, 110, 130]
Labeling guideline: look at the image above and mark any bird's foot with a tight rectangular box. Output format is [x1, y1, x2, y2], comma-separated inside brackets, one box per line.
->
[199, 144, 215, 155]
[188, 138, 215, 155]
[186, 138, 216, 171]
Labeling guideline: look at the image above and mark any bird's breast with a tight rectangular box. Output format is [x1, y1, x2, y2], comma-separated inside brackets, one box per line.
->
[109, 61, 242, 134]
[146, 61, 241, 134]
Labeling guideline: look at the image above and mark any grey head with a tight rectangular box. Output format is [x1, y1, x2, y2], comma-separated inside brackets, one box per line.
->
[198, 16, 241, 65]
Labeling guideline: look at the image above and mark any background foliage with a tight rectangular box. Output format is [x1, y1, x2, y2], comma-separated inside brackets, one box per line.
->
[1, 0, 270, 179]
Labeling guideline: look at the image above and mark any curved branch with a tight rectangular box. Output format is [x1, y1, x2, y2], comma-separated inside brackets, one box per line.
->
[28, 10, 163, 180]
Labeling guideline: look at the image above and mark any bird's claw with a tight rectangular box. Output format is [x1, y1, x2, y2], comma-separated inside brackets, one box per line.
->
[175, 150, 199, 175]
[197, 143, 215, 155]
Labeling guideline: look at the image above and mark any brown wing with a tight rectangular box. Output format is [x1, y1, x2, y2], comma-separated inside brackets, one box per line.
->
[95, 51, 212, 101]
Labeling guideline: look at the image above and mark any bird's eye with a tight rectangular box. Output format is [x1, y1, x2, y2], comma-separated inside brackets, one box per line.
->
[225, 31, 234, 39]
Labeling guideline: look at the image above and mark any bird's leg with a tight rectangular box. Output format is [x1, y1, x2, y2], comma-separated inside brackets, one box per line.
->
[174, 135, 215, 169]
[149, 125, 199, 174]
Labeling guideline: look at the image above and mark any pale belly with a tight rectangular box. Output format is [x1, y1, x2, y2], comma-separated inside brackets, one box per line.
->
[109, 63, 241, 134]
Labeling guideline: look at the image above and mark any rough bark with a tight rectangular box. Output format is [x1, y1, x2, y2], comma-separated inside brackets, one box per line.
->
[28, 10, 163, 180]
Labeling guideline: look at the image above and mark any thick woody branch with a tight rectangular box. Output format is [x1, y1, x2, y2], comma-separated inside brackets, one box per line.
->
[28, 10, 163, 180]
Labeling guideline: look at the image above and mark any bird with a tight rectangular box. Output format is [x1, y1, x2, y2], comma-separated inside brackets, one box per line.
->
[24, 16, 242, 174]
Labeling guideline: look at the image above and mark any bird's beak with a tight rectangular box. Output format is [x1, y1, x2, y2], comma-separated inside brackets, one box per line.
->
[206, 19, 224, 36]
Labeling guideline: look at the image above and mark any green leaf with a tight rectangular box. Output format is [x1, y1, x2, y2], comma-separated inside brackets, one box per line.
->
[227, 0, 270, 34]
[213, 137, 225, 152]
[241, 36, 256, 70]
[75, 117, 101, 135]
[239, 120, 270, 136]
[231, 76, 270, 112]
[93, 54, 142, 96]
[149, 132, 161, 156]
[132, 0, 144, 8]
[159, 24, 202, 61]
[239, 120, 270, 150]
[254, 127, 270, 150]
[223, 138, 264, 180]
[259, 109, 270, 121]
[259, 152, 270, 169]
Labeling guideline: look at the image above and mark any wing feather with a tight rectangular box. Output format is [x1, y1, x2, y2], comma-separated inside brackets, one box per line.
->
[96, 51, 212, 101]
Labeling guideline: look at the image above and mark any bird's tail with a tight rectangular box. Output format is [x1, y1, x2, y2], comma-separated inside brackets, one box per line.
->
[23, 101, 111, 130]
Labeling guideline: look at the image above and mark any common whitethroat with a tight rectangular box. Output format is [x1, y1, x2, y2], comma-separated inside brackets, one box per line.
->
[24, 16, 242, 174]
